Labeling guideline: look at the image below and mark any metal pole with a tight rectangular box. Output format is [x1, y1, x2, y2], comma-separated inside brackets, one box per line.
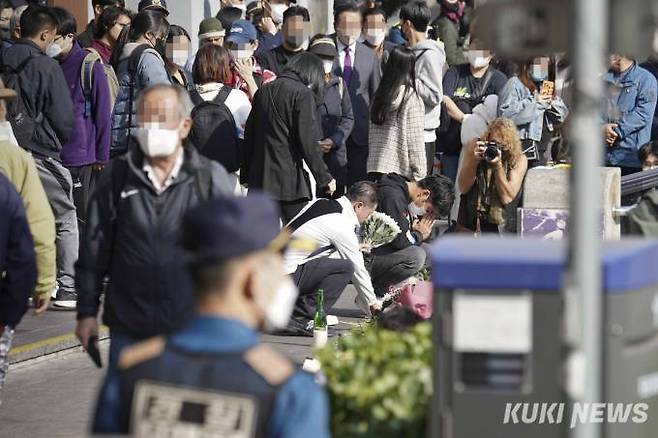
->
[567, 0, 607, 437]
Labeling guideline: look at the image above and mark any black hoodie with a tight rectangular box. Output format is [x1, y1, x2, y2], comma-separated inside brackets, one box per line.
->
[374, 173, 424, 256]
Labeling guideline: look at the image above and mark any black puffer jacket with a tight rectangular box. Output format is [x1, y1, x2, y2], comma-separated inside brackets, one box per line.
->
[76, 143, 234, 338]
[374, 173, 424, 256]
[0, 40, 74, 160]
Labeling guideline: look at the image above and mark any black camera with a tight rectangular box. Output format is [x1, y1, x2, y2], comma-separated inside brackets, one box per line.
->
[483, 141, 501, 163]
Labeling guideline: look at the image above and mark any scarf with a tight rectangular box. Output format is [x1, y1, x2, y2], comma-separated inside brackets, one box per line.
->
[475, 161, 507, 225]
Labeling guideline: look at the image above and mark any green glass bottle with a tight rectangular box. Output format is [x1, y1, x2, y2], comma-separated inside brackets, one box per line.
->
[313, 289, 327, 329]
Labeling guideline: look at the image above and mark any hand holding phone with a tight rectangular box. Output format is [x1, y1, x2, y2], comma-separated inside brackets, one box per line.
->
[540, 80, 555, 100]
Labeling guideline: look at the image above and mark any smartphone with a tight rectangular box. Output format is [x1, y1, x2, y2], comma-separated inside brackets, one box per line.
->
[86, 336, 102, 368]
[540, 80, 555, 97]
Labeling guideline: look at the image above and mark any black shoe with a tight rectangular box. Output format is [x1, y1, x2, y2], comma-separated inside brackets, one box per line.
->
[52, 289, 77, 310]
[272, 317, 313, 337]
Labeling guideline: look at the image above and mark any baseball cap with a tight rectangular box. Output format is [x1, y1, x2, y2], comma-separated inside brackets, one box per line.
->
[309, 37, 338, 59]
[226, 19, 258, 45]
[181, 192, 288, 265]
[138, 0, 169, 16]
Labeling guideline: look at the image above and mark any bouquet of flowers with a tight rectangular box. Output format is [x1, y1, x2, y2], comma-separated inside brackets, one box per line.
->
[359, 212, 401, 253]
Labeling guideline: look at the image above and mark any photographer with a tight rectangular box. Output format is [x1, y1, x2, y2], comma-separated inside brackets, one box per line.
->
[457, 118, 528, 234]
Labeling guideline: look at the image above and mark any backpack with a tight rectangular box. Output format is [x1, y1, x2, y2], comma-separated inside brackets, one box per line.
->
[0, 53, 44, 148]
[81, 48, 119, 118]
[188, 87, 241, 173]
[125, 44, 151, 146]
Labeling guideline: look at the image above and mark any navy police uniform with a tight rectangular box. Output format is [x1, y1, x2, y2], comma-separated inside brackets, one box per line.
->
[97, 193, 331, 437]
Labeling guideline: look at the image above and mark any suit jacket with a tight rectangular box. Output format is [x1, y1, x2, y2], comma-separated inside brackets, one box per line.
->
[332, 39, 381, 147]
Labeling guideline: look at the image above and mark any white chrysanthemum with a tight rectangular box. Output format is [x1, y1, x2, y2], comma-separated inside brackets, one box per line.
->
[360, 212, 402, 251]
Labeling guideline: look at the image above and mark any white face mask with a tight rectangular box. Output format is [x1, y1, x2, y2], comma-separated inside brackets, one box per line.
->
[230, 48, 255, 60]
[466, 51, 491, 69]
[322, 60, 334, 75]
[408, 202, 426, 217]
[134, 124, 180, 158]
[172, 49, 189, 67]
[270, 4, 288, 24]
[363, 30, 386, 47]
[530, 65, 549, 82]
[260, 276, 299, 331]
[46, 42, 63, 58]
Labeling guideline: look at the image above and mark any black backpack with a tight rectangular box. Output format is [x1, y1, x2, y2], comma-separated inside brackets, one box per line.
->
[0, 53, 44, 148]
[188, 87, 240, 173]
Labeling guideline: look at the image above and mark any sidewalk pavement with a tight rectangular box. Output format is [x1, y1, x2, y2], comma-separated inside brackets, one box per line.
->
[9, 286, 365, 367]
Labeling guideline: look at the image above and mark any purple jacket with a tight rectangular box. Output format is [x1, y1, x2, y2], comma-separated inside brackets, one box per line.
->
[59, 42, 112, 166]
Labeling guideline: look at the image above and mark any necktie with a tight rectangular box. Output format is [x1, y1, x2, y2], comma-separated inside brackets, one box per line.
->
[343, 46, 353, 86]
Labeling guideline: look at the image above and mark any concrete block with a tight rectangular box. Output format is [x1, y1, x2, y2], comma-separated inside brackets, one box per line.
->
[523, 167, 621, 239]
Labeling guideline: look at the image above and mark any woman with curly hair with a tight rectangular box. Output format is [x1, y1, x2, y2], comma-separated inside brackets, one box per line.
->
[457, 118, 528, 233]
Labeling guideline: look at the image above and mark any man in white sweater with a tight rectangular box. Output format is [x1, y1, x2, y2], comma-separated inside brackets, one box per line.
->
[281, 182, 381, 335]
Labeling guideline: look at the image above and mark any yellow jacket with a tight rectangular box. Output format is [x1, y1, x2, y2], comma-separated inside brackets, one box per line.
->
[0, 141, 56, 299]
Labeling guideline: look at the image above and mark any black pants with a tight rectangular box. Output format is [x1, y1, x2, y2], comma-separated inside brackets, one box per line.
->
[425, 141, 436, 176]
[291, 257, 354, 321]
[279, 199, 308, 224]
[67, 164, 97, 235]
[346, 138, 368, 187]
[367, 246, 427, 296]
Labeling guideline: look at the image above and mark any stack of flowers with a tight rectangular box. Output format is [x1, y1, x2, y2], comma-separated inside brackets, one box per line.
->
[359, 212, 402, 253]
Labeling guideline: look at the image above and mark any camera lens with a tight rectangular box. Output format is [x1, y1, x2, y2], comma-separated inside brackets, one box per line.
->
[484, 144, 499, 162]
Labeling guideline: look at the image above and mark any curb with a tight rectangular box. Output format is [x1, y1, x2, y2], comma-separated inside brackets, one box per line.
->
[8, 326, 110, 365]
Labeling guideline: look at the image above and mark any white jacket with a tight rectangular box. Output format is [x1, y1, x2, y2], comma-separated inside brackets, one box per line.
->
[284, 196, 377, 306]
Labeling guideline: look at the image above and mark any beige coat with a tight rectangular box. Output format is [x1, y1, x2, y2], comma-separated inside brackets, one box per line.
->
[0, 140, 56, 298]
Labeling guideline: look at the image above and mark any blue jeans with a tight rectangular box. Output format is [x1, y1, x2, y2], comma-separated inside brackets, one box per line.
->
[441, 154, 460, 184]
[92, 330, 140, 433]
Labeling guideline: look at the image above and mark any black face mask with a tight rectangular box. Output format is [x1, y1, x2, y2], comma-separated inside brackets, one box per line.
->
[0, 27, 9, 41]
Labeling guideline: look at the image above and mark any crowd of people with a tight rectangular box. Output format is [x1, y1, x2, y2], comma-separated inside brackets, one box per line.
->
[0, 0, 657, 435]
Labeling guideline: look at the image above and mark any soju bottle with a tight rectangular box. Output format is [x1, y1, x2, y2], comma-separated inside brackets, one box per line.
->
[313, 289, 328, 348]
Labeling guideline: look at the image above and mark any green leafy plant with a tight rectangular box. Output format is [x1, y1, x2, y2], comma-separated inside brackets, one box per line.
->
[316, 323, 432, 437]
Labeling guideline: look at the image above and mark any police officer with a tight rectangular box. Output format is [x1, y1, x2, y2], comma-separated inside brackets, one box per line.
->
[98, 193, 331, 437]
[138, 0, 169, 16]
